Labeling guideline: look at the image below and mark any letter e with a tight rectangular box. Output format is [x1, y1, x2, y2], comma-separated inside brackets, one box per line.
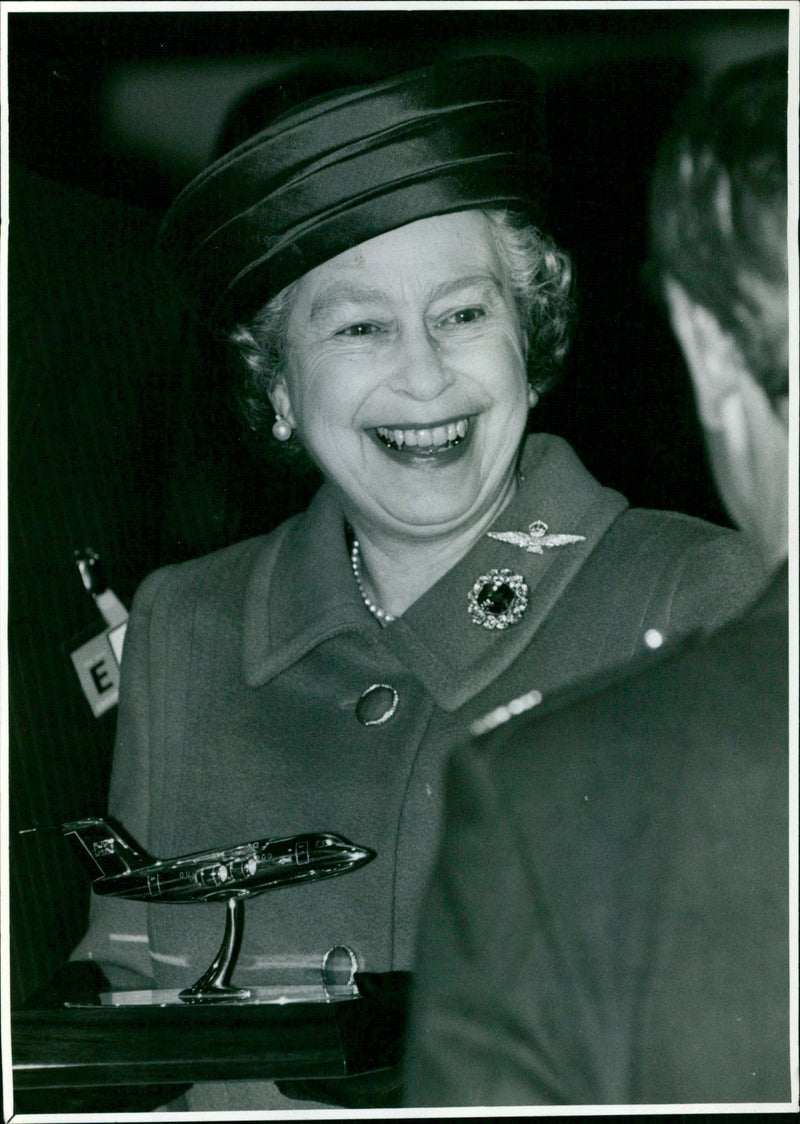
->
[89, 659, 113, 693]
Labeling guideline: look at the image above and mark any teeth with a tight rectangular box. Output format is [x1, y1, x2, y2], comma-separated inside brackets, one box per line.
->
[376, 418, 470, 451]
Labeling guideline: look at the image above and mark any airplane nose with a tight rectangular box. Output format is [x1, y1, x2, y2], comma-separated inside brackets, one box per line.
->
[346, 842, 376, 865]
[312, 834, 375, 866]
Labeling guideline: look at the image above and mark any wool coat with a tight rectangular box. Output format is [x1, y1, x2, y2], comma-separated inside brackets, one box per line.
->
[73, 433, 766, 1109]
[405, 566, 789, 1108]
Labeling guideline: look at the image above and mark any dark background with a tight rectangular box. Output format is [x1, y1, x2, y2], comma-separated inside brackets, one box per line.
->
[7, 7, 789, 1010]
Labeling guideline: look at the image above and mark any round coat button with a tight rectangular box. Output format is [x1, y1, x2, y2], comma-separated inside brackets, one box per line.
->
[355, 684, 399, 726]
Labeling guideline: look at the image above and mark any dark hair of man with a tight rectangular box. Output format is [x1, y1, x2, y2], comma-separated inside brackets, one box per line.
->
[649, 53, 788, 401]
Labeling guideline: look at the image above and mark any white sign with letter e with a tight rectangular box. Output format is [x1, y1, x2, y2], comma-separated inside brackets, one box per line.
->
[70, 623, 128, 718]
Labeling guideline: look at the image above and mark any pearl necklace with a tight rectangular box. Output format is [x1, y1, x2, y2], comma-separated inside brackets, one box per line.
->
[350, 539, 396, 624]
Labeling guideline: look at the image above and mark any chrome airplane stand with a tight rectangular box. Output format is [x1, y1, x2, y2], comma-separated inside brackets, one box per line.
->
[179, 897, 248, 1003]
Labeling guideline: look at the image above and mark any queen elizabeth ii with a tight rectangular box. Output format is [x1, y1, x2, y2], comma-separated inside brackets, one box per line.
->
[72, 56, 765, 1109]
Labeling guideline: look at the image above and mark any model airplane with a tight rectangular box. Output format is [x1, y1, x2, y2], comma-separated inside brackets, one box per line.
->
[61, 817, 374, 903]
[61, 817, 376, 1003]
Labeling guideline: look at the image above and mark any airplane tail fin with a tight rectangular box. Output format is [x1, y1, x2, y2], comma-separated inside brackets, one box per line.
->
[61, 817, 153, 881]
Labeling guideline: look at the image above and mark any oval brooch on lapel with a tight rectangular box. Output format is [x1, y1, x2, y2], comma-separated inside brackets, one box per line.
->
[468, 569, 529, 630]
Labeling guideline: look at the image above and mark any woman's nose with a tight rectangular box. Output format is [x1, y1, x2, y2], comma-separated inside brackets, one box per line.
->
[390, 323, 453, 400]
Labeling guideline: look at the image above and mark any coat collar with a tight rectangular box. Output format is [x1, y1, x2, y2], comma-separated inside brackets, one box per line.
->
[243, 434, 628, 709]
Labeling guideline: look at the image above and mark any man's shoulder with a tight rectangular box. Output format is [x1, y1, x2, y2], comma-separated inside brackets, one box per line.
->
[469, 570, 786, 793]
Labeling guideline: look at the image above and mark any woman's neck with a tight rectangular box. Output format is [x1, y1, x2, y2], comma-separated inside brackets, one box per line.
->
[348, 471, 521, 621]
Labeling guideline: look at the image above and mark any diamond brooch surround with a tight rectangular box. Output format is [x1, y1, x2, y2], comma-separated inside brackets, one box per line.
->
[468, 568, 529, 630]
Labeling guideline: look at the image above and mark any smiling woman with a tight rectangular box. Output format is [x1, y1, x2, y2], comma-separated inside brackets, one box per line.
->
[70, 56, 769, 1111]
[267, 212, 533, 608]
[232, 205, 573, 615]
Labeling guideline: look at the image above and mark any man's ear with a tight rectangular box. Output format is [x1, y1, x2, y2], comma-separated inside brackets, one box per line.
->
[665, 276, 788, 567]
[663, 277, 746, 431]
[268, 378, 296, 429]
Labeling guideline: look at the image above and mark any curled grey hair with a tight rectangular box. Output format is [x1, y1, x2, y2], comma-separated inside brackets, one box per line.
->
[229, 209, 575, 447]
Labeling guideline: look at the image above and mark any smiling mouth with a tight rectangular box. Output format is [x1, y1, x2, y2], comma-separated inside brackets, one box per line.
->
[374, 418, 469, 453]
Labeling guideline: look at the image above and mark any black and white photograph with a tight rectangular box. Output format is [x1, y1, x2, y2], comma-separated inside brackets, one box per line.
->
[2, 2, 797, 1118]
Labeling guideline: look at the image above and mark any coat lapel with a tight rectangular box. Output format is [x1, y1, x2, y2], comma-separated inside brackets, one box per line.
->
[242, 485, 371, 687]
[382, 434, 628, 709]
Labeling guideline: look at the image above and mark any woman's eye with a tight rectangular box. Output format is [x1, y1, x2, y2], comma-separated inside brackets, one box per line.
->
[336, 322, 380, 338]
[440, 307, 486, 328]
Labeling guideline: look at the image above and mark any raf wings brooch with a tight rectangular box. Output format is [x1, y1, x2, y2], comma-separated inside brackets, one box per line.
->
[487, 519, 586, 554]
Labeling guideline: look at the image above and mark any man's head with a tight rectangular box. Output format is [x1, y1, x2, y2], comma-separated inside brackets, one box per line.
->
[649, 53, 789, 569]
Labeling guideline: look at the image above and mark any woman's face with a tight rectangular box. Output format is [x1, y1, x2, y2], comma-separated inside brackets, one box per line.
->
[270, 210, 532, 542]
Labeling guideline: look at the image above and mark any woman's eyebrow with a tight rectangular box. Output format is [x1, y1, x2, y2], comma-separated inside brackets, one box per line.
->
[427, 274, 505, 303]
[308, 284, 390, 321]
[308, 273, 505, 322]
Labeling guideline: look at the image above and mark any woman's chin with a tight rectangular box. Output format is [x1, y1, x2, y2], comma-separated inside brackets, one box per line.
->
[361, 476, 514, 539]
[339, 425, 521, 538]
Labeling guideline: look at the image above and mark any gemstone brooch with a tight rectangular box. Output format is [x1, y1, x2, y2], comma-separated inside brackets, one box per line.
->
[467, 568, 529, 630]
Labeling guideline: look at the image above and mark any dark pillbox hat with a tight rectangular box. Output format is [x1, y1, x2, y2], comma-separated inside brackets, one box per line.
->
[157, 56, 549, 328]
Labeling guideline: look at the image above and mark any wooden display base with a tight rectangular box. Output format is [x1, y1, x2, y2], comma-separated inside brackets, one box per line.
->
[11, 972, 408, 1111]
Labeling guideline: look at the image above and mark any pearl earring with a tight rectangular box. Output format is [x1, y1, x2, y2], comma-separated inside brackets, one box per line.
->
[528, 386, 539, 409]
[272, 414, 293, 442]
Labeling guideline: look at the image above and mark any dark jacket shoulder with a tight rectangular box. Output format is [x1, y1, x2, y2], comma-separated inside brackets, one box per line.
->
[479, 562, 785, 772]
